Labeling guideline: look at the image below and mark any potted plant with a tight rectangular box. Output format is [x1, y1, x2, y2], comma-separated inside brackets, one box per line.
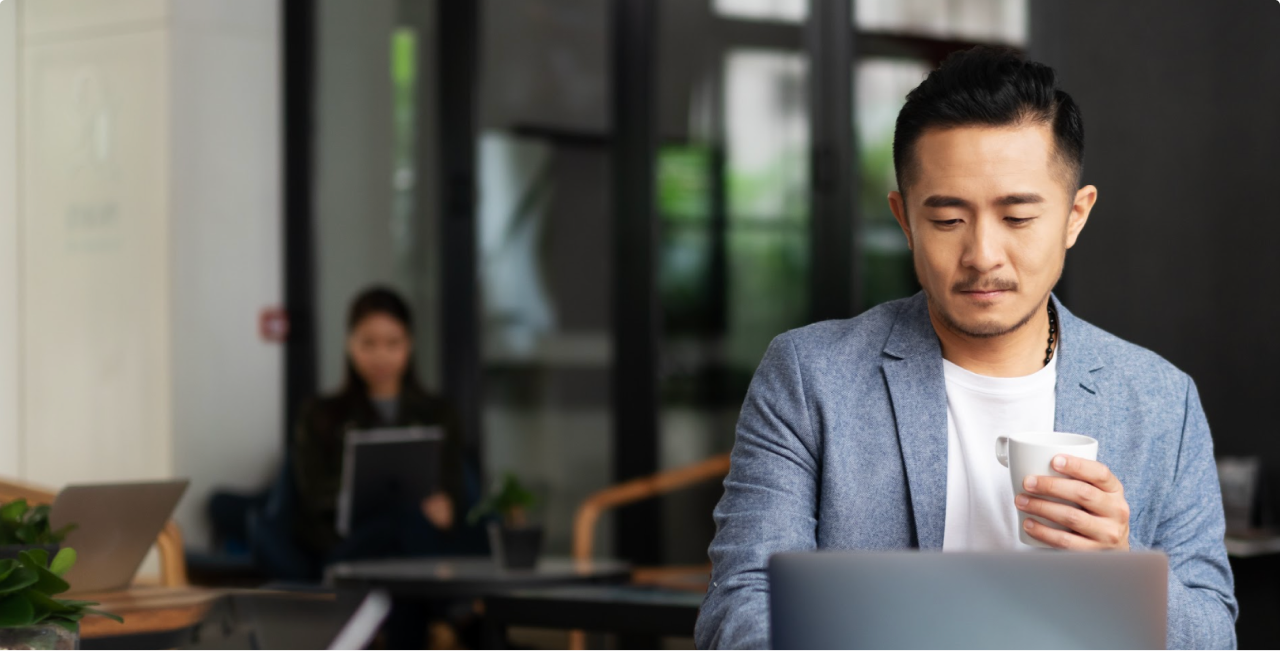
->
[466, 473, 542, 570]
[0, 501, 74, 561]
[0, 501, 121, 650]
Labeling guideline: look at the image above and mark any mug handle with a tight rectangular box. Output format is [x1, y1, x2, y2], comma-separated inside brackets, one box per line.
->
[994, 435, 1010, 468]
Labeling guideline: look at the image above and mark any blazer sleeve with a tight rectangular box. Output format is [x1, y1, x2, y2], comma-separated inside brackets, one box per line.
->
[695, 333, 821, 650]
[1135, 377, 1238, 649]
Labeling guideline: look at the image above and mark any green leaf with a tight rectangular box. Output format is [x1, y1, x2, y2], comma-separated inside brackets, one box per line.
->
[0, 567, 39, 596]
[49, 548, 76, 577]
[47, 617, 78, 633]
[50, 524, 77, 544]
[0, 593, 35, 627]
[84, 608, 123, 624]
[0, 500, 27, 524]
[27, 505, 51, 522]
[14, 524, 36, 544]
[53, 599, 98, 610]
[20, 548, 49, 570]
[24, 590, 54, 624]
[0, 559, 18, 584]
[25, 563, 70, 597]
[51, 610, 83, 623]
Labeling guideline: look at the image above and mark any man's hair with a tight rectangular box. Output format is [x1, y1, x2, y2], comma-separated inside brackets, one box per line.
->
[892, 46, 1085, 195]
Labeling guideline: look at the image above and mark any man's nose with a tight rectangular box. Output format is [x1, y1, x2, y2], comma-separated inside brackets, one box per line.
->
[960, 218, 1005, 273]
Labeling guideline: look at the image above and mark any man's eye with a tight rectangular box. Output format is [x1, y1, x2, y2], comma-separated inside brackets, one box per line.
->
[1005, 216, 1037, 225]
[932, 219, 962, 227]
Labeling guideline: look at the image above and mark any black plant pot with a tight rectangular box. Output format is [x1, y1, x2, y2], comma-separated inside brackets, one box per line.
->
[488, 522, 543, 570]
[0, 544, 59, 565]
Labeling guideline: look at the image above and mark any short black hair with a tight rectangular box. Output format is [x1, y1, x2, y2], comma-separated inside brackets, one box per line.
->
[892, 46, 1084, 195]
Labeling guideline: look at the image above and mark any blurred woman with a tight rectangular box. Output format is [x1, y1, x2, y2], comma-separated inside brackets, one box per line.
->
[291, 286, 465, 567]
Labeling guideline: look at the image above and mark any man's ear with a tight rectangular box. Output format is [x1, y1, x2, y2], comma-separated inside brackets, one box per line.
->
[1065, 184, 1097, 249]
[888, 190, 913, 251]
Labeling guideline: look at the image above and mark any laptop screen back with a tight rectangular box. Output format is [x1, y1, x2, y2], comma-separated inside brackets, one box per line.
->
[769, 551, 1167, 650]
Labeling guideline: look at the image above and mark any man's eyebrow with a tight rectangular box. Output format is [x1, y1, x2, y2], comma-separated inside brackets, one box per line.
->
[921, 195, 971, 209]
[995, 193, 1045, 206]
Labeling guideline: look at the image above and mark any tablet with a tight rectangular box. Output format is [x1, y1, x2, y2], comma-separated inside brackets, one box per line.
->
[336, 426, 443, 536]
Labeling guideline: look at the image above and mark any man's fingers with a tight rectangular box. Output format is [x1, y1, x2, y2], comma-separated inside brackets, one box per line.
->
[1016, 495, 1126, 547]
[1020, 516, 1105, 551]
[1023, 474, 1121, 517]
[1051, 455, 1123, 493]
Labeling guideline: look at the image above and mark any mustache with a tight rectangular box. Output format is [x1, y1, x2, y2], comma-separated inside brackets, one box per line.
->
[951, 277, 1018, 293]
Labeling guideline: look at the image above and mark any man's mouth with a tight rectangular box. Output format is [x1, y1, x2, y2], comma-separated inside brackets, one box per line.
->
[959, 289, 1011, 300]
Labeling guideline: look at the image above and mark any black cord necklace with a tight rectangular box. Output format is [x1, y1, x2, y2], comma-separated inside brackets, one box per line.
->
[1044, 302, 1058, 366]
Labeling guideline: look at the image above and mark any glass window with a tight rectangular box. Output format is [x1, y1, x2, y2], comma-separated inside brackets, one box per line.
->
[475, 0, 616, 560]
[713, 0, 807, 23]
[723, 49, 809, 376]
[653, 47, 812, 563]
[856, 58, 930, 308]
[855, 0, 1028, 45]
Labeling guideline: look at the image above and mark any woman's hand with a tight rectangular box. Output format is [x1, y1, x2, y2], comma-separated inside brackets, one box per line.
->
[422, 492, 454, 530]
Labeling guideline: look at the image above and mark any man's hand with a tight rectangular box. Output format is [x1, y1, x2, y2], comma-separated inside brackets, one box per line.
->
[1015, 454, 1130, 550]
[422, 492, 454, 530]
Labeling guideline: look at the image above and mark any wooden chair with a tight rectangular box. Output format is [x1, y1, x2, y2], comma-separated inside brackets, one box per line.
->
[0, 478, 188, 587]
[568, 453, 731, 648]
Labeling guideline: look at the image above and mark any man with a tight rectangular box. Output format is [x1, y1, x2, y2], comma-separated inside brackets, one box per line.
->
[695, 47, 1236, 650]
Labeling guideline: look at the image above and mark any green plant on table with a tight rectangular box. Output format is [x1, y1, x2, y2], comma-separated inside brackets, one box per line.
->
[0, 501, 74, 547]
[0, 548, 121, 632]
[466, 472, 538, 528]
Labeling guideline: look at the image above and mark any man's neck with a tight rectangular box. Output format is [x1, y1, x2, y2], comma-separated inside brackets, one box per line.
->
[930, 300, 1053, 378]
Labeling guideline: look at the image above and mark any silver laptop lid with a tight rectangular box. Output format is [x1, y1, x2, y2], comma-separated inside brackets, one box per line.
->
[769, 550, 1167, 650]
[51, 480, 188, 594]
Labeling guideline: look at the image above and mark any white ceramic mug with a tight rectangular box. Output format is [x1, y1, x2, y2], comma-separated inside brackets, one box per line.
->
[995, 431, 1099, 548]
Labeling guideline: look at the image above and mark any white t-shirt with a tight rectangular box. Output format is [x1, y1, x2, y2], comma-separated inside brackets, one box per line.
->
[941, 355, 1057, 550]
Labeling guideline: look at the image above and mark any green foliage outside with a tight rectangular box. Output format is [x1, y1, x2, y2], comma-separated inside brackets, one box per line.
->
[0, 548, 121, 632]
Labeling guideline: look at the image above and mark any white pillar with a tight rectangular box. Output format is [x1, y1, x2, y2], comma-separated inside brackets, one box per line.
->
[0, 0, 21, 477]
[7, 0, 284, 551]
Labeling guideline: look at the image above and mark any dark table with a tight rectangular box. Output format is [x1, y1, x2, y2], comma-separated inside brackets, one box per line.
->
[327, 556, 632, 598]
[481, 584, 704, 648]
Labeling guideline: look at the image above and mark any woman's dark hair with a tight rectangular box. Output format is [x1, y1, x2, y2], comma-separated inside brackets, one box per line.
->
[339, 286, 426, 401]
[893, 45, 1084, 195]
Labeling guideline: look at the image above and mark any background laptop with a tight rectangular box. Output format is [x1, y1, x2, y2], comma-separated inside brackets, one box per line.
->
[51, 479, 188, 594]
[769, 550, 1167, 650]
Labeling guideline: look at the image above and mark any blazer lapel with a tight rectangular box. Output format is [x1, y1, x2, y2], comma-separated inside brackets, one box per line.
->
[1051, 296, 1109, 441]
[882, 294, 950, 550]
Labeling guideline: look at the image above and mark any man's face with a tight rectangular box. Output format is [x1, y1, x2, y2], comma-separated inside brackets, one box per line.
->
[888, 123, 1095, 339]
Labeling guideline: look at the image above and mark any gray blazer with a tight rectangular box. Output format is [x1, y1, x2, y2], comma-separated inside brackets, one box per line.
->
[695, 293, 1237, 650]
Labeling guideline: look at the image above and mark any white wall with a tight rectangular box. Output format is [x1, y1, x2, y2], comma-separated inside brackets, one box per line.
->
[0, 0, 284, 552]
[168, 0, 283, 550]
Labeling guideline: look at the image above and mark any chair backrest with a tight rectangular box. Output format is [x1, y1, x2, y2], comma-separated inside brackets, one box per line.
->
[571, 453, 731, 561]
[0, 478, 188, 587]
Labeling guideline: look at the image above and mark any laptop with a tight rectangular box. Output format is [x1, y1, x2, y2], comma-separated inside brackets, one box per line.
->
[336, 426, 442, 536]
[769, 551, 1168, 649]
[50, 480, 189, 595]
